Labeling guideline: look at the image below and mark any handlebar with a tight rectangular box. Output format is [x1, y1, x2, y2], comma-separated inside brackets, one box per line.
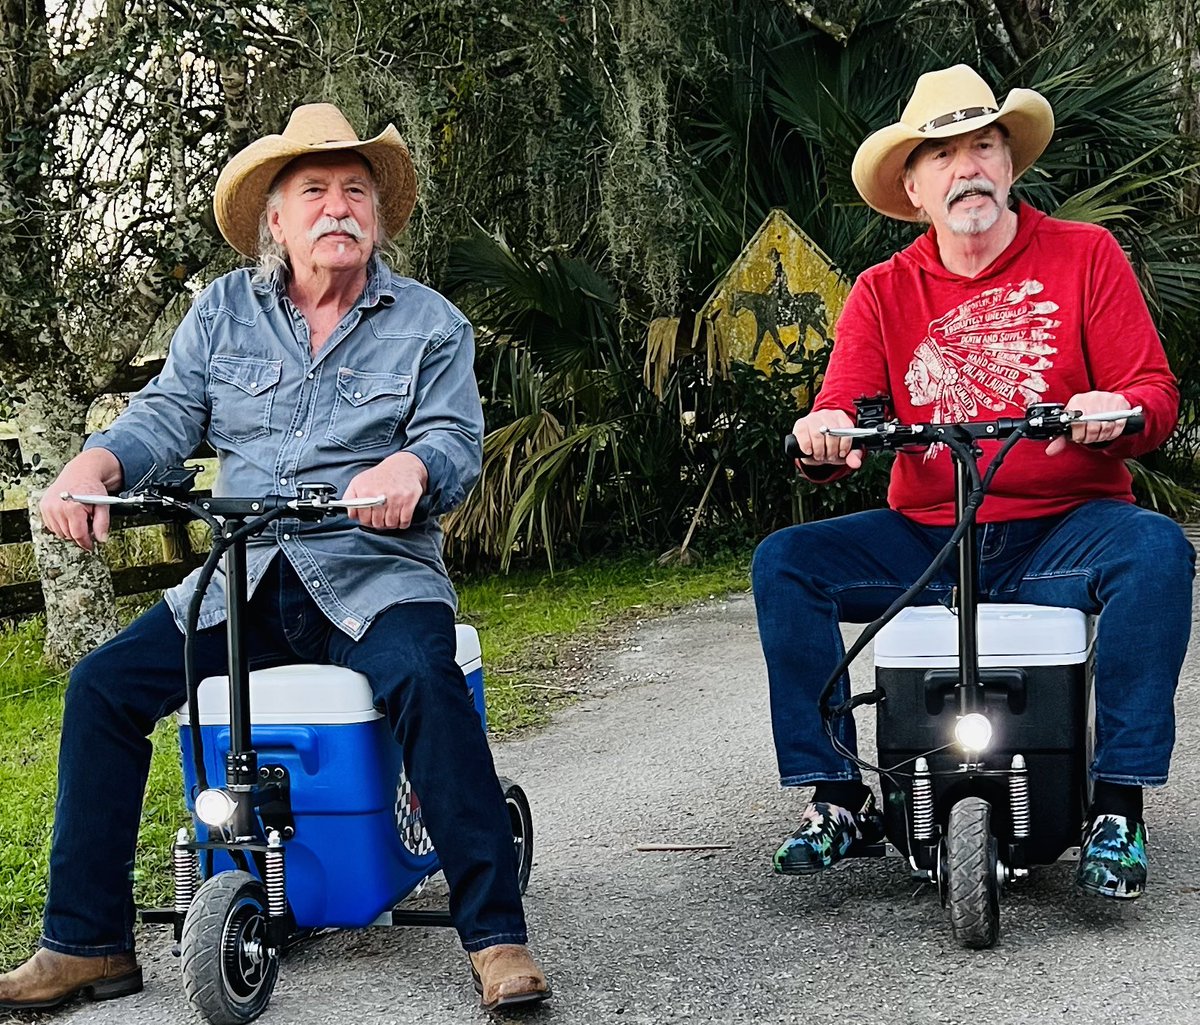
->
[62, 466, 384, 520]
[783, 400, 1143, 462]
[63, 492, 386, 514]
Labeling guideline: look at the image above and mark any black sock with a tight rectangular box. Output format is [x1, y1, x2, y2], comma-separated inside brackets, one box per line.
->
[812, 780, 870, 812]
[1090, 781, 1143, 821]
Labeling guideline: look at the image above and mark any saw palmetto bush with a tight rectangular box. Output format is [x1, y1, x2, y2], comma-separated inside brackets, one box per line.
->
[441, 0, 1200, 568]
[681, 0, 1200, 513]
[5, 1, 1197, 635]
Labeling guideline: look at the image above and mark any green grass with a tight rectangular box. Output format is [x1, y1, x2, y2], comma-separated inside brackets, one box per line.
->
[0, 686, 61, 960]
[0, 548, 751, 970]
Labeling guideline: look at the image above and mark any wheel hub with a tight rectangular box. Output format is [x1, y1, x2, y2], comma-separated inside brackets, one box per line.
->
[936, 838, 949, 907]
[222, 897, 271, 1000]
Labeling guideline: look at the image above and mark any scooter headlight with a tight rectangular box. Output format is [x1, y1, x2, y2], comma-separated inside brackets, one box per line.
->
[954, 712, 993, 753]
[194, 787, 238, 828]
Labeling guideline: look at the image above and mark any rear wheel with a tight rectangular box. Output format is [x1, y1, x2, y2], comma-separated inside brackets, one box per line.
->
[944, 797, 1000, 949]
[498, 776, 534, 895]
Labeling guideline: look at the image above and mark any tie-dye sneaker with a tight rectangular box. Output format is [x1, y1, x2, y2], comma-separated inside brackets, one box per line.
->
[1076, 813, 1148, 900]
[773, 793, 884, 875]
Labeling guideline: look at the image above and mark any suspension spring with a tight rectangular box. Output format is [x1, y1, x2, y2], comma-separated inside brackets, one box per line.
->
[1010, 754, 1031, 839]
[912, 757, 934, 842]
[172, 827, 197, 915]
[265, 830, 287, 919]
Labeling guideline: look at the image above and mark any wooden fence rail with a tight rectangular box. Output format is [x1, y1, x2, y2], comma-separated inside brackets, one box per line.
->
[0, 503, 207, 620]
[0, 357, 211, 619]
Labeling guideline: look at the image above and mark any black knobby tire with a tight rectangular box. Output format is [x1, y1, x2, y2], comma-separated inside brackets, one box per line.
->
[945, 796, 1001, 949]
[498, 776, 534, 895]
[180, 871, 280, 1025]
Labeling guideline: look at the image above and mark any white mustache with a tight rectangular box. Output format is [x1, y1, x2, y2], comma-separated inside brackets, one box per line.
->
[946, 177, 996, 208]
[308, 215, 366, 243]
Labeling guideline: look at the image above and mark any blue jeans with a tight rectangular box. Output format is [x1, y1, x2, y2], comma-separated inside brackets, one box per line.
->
[42, 557, 526, 956]
[752, 500, 1195, 789]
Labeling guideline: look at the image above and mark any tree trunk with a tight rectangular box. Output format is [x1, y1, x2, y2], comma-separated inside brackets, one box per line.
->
[980, 0, 1054, 62]
[16, 388, 118, 667]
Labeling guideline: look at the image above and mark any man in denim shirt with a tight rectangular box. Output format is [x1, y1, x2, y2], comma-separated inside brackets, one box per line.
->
[1, 104, 550, 1013]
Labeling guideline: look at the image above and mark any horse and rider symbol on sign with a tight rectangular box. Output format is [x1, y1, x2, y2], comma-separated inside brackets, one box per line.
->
[696, 209, 850, 392]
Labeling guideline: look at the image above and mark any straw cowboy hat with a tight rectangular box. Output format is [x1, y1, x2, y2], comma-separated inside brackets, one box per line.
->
[214, 103, 417, 258]
[851, 65, 1054, 221]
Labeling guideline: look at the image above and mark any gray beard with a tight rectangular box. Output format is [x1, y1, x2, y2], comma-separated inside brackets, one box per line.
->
[946, 199, 1002, 236]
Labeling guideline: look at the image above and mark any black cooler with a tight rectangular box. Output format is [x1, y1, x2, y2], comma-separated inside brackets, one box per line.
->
[873, 604, 1091, 867]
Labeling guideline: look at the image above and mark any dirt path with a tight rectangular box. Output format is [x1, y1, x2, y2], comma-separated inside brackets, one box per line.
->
[30, 590, 1200, 1025]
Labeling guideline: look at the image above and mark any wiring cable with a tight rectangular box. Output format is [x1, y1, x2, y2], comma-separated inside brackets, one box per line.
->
[816, 426, 1030, 786]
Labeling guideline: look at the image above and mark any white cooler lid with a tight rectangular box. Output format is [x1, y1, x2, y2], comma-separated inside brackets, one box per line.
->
[179, 623, 484, 725]
[873, 604, 1089, 668]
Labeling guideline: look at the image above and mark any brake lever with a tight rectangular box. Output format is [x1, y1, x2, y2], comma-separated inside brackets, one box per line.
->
[327, 495, 386, 510]
[289, 495, 386, 511]
[63, 492, 148, 506]
[1071, 406, 1143, 424]
[821, 426, 883, 438]
[1029, 405, 1142, 428]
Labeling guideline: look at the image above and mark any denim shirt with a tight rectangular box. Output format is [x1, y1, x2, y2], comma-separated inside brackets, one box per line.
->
[84, 255, 483, 639]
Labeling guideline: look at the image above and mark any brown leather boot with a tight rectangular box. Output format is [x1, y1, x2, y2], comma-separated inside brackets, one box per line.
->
[0, 947, 143, 1011]
[468, 943, 551, 1011]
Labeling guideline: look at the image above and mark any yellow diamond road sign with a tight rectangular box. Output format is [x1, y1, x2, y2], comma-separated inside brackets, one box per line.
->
[698, 209, 850, 387]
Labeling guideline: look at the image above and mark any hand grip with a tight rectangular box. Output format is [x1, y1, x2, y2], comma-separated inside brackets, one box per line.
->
[783, 432, 865, 461]
[1123, 413, 1144, 436]
[783, 434, 810, 462]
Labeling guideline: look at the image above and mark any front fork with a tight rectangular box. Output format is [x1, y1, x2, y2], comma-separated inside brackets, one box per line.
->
[905, 757, 1033, 884]
[166, 827, 291, 949]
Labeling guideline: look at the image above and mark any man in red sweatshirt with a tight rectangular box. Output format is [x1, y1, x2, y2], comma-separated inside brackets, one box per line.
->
[752, 64, 1194, 899]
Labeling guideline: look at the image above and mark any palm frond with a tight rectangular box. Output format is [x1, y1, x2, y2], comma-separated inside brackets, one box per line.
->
[1128, 459, 1200, 519]
[443, 411, 567, 564]
[445, 228, 624, 376]
[501, 420, 623, 571]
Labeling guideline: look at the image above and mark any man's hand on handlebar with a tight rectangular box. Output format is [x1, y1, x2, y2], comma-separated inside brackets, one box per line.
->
[790, 409, 866, 470]
[1045, 391, 1131, 456]
[40, 449, 124, 552]
[343, 451, 428, 530]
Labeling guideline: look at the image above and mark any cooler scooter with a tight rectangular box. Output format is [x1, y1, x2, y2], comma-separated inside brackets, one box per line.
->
[784, 396, 1142, 948]
[68, 467, 534, 1023]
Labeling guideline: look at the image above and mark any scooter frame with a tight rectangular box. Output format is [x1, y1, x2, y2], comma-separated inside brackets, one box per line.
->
[784, 395, 1142, 946]
[69, 467, 534, 1021]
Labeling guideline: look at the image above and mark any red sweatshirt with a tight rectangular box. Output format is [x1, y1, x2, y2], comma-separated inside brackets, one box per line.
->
[813, 203, 1178, 524]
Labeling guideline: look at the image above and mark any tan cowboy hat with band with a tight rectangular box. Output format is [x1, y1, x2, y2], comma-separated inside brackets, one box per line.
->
[851, 64, 1054, 221]
[214, 103, 417, 258]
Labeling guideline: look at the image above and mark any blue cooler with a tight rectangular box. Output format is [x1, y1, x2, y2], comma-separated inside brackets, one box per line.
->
[178, 624, 485, 928]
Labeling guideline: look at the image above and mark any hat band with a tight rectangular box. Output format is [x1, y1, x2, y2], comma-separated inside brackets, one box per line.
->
[918, 106, 999, 133]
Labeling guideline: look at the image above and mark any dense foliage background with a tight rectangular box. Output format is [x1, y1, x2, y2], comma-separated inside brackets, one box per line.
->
[3, 0, 1199, 658]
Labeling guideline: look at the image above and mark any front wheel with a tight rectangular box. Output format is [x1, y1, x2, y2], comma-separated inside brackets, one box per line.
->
[944, 796, 1001, 949]
[498, 776, 534, 895]
[180, 871, 279, 1025]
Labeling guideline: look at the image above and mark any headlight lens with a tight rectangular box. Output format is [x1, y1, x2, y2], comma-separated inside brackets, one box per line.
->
[954, 712, 993, 752]
[194, 788, 238, 828]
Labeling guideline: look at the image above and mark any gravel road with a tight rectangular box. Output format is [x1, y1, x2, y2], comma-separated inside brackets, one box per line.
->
[13, 585, 1200, 1025]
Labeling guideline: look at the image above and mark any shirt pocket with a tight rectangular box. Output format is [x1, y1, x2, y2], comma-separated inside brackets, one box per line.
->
[208, 355, 283, 444]
[326, 368, 413, 451]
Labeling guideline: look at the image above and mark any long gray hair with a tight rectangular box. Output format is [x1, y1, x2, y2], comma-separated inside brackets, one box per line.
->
[252, 178, 387, 284]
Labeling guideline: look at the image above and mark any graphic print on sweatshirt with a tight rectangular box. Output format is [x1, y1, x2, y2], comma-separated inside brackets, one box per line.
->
[904, 279, 1060, 459]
